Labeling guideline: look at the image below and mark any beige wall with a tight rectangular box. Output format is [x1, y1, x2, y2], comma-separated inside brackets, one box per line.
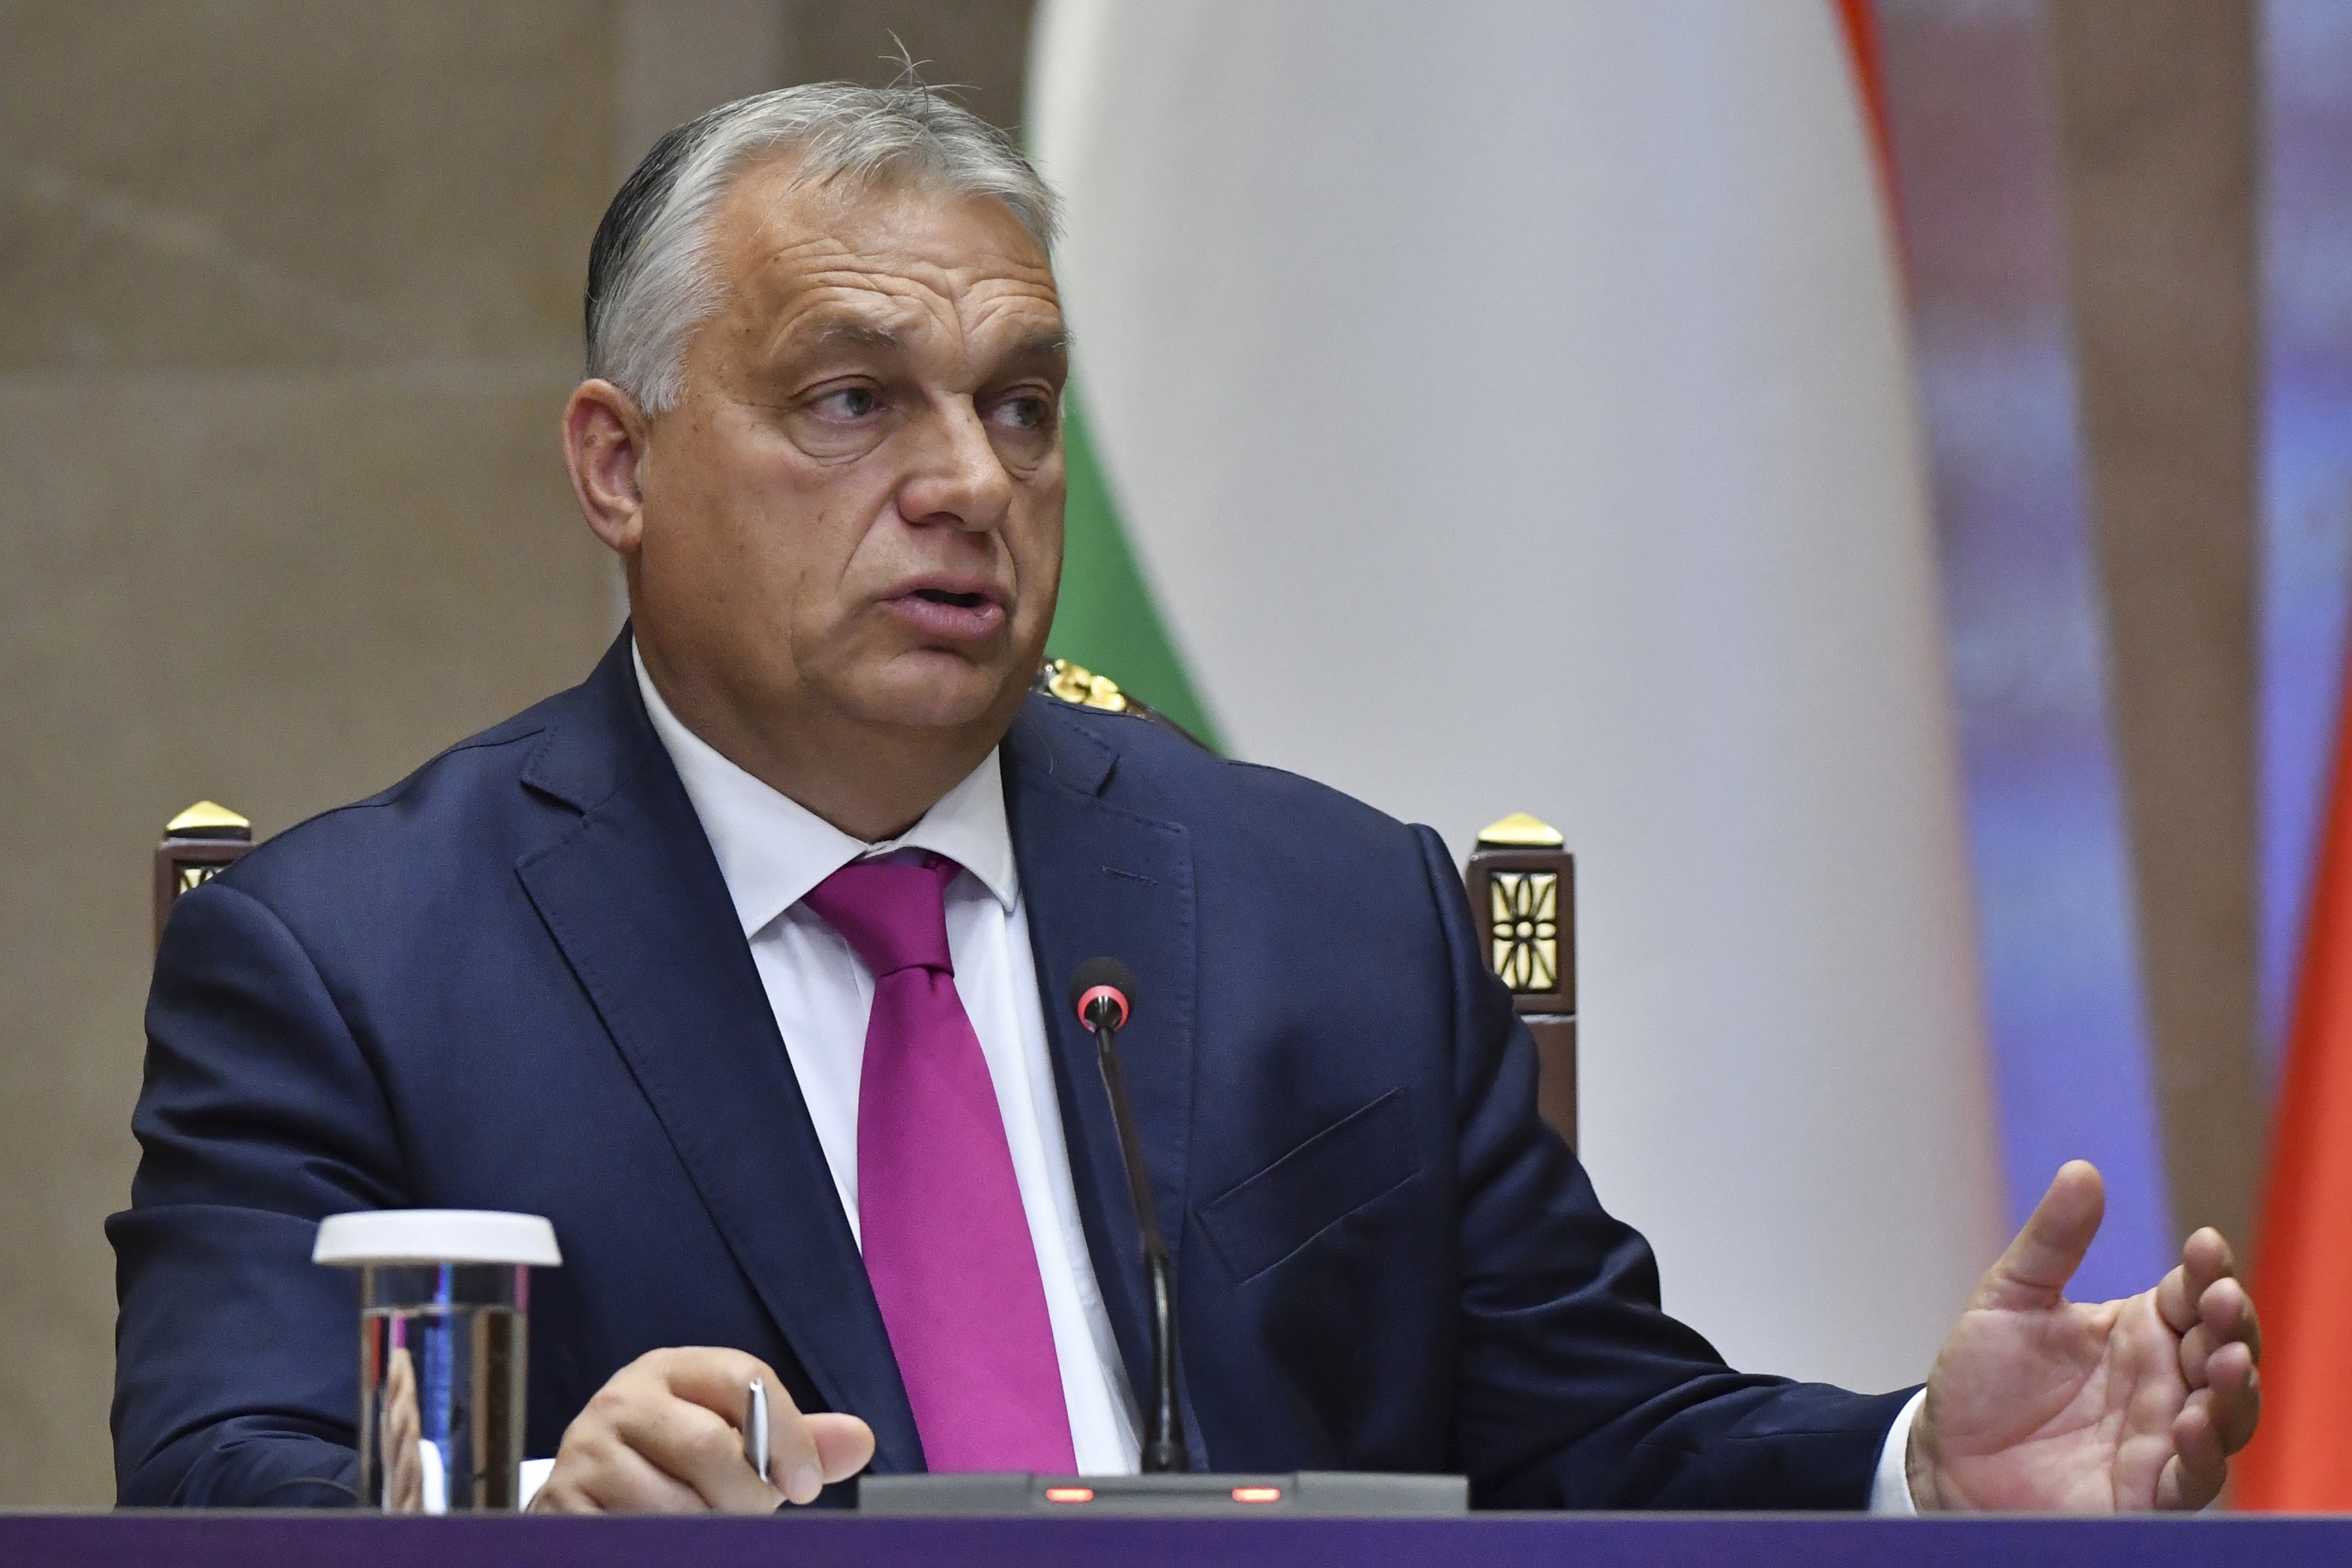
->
[0, 0, 1030, 1507]
[0, 0, 617, 1507]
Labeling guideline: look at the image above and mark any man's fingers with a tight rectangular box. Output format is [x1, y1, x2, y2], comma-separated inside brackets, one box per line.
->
[743, 1383, 831, 1505]
[654, 1349, 871, 1504]
[2205, 1273, 2261, 1364]
[611, 1384, 782, 1512]
[808, 1412, 878, 1488]
[2186, 1227, 2237, 1287]
[541, 1348, 865, 1513]
[1973, 1161, 2105, 1311]
[2207, 1342, 2261, 1455]
[652, 1349, 823, 1505]
[2152, 1263, 2192, 1338]
[2157, 1229, 2239, 1336]
[577, 1440, 712, 1514]
[2177, 1279, 2259, 1390]
[533, 1421, 708, 1514]
[766, 1410, 826, 1507]
[2156, 1394, 2227, 1511]
[654, 1346, 784, 1422]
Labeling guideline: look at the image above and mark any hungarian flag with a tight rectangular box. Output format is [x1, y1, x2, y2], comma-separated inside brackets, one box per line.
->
[2237, 667, 2352, 1507]
[1028, 0, 2004, 1393]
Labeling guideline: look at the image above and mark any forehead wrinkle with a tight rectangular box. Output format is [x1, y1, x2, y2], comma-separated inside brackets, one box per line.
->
[960, 290, 1067, 362]
[755, 253, 1053, 320]
[751, 278, 958, 370]
[721, 161, 1051, 273]
[745, 267, 1061, 379]
[731, 192, 1047, 286]
[713, 151, 1052, 295]
[701, 181, 1064, 387]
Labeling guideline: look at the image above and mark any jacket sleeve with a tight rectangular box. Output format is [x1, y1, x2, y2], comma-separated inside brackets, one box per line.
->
[1417, 825, 1915, 1508]
[109, 876, 406, 1506]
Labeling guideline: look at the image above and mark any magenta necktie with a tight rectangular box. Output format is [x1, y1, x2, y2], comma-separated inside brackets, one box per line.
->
[801, 853, 1077, 1474]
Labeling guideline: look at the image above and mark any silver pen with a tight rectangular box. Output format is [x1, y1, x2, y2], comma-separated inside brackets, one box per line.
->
[744, 1376, 771, 1484]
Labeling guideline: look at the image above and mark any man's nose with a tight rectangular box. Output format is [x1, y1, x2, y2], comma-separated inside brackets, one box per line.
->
[896, 401, 1013, 533]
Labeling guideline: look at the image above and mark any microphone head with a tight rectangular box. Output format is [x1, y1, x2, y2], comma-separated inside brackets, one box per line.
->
[1070, 957, 1138, 1031]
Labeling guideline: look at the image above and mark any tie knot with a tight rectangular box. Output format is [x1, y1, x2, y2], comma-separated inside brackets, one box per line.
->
[802, 853, 958, 978]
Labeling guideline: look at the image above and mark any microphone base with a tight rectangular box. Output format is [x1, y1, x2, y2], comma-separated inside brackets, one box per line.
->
[857, 1470, 1466, 1517]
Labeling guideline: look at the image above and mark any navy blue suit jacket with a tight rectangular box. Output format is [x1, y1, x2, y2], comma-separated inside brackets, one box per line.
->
[110, 634, 1911, 1508]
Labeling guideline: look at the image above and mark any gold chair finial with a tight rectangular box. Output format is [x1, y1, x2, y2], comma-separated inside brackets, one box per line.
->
[166, 801, 251, 837]
[1477, 812, 1564, 848]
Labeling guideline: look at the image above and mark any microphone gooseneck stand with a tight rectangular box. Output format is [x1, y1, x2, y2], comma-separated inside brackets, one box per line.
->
[856, 956, 1464, 1517]
[1074, 958, 1186, 1473]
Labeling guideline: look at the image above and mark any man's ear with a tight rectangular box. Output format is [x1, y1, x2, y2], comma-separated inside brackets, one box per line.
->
[563, 379, 652, 557]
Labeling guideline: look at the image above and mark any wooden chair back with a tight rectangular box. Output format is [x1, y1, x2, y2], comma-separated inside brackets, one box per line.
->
[153, 801, 253, 948]
[1464, 813, 1578, 1144]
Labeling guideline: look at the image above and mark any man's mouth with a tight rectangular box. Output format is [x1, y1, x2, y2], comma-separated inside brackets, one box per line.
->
[884, 581, 1008, 642]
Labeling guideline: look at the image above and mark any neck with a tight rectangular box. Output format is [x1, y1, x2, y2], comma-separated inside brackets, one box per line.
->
[637, 641, 1006, 844]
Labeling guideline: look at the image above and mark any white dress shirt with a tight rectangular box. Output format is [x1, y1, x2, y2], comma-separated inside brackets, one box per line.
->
[634, 646, 1143, 1475]
[630, 643, 1921, 1508]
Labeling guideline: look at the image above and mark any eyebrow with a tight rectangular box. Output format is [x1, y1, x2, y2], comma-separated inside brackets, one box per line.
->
[776, 318, 1070, 377]
[805, 319, 906, 353]
[999, 329, 1072, 372]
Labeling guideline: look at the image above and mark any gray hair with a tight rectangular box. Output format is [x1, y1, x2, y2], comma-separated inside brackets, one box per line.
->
[584, 81, 1061, 415]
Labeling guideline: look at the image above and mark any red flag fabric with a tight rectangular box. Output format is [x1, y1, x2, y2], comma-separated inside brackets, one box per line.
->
[2238, 665, 2352, 1508]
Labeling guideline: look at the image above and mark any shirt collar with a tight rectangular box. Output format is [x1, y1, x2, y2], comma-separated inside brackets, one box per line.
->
[632, 641, 1019, 937]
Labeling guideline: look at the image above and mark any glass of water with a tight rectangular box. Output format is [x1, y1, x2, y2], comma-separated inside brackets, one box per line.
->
[313, 1210, 561, 1512]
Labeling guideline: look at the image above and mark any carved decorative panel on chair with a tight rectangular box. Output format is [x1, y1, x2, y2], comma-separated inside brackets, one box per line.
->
[1464, 813, 1578, 1144]
[153, 801, 254, 949]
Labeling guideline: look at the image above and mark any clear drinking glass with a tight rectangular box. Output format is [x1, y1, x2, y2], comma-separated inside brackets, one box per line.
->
[313, 1210, 561, 1512]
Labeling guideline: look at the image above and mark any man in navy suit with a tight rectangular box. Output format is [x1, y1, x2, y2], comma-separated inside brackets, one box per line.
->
[111, 83, 2260, 1513]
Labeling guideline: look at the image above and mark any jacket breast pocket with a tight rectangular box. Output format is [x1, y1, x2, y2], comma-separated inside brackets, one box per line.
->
[1198, 1089, 1416, 1285]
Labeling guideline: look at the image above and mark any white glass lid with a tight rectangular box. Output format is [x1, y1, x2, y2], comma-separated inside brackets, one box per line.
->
[312, 1209, 561, 1267]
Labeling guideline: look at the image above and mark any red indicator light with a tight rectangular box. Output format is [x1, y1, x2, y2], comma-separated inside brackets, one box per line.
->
[1044, 1487, 1095, 1504]
[1231, 1487, 1282, 1504]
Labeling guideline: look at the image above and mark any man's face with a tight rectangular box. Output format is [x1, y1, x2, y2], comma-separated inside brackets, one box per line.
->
[627, 159, 1067, 745]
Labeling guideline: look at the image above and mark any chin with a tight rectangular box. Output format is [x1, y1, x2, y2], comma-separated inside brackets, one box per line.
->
[859, 652, 1023, 732]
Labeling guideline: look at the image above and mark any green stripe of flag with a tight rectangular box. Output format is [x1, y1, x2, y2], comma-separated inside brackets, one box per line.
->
[1048, 385, 1223, 750]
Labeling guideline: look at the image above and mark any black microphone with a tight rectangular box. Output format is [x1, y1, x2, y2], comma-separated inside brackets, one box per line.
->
[1067, 957, 1187, 1474]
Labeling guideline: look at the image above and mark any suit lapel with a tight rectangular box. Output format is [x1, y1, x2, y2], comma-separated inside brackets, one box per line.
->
[514, 642, 923, 1472]
[1002, 703, 1203, 1463]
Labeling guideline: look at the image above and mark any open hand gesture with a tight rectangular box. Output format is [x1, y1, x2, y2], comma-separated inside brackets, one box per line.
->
[1909, 1161, 2261, 1511]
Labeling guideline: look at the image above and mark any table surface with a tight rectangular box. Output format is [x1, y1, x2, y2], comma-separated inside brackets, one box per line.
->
[2, 1512, 2345, 1567]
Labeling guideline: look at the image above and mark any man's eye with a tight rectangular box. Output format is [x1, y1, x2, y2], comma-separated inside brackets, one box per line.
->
[995, 395, 1051, 432]
[812, 387, 878, 420]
